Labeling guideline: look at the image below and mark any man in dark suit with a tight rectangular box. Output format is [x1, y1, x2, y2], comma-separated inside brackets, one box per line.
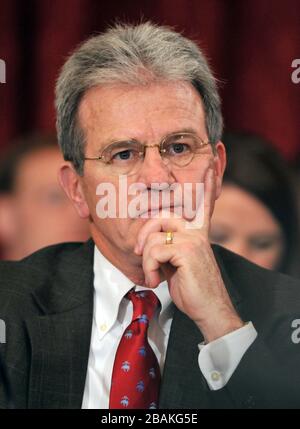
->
[0, 22, 300, 409]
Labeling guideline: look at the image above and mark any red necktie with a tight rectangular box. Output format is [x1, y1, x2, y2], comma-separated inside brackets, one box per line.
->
[109, 290, 161, 409]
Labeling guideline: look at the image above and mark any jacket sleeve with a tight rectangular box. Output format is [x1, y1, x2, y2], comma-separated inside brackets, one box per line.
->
[208, 313, 300, 408]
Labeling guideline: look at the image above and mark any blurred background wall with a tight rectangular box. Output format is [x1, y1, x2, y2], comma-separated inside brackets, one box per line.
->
[1, 0, 300, 158]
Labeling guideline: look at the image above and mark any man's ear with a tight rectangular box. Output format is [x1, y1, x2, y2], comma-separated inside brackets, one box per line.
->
[58, 163, 90, 218]
[213, 141, 226, 199]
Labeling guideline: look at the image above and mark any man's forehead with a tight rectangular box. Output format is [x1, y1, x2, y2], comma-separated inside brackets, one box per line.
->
[78, 81, 206, 140]
[79, 81, 204, 114]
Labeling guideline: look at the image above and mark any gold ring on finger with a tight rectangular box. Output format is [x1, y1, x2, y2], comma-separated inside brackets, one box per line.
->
[165, 231, 174, 245]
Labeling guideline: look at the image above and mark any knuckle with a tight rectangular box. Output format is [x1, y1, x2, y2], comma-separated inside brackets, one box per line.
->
[149, 244, 160, 259]
[181, 241, 196, 254]
[148, 232, 159, 242]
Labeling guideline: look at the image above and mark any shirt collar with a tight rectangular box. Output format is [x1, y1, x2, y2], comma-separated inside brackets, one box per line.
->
[93, 245, 173, 339]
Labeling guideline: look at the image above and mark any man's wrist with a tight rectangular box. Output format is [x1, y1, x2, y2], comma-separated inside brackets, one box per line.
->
[195, 307, 244, 343]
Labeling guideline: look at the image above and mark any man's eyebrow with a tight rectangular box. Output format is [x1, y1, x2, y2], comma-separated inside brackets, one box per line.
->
[169, 127, 199, 135]
[95, 137, 139, 153]
[95, 128, 200, 152]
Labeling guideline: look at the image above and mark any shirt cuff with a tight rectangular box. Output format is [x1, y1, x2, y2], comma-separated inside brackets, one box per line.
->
[198, 321, 257, 390]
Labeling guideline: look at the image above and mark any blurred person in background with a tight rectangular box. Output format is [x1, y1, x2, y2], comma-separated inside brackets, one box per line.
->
[210, 132, 299, 276]
[0, 135, 90, 260]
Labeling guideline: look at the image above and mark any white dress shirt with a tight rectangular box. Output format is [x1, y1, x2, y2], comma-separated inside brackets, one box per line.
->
[82, 246, 257, 408]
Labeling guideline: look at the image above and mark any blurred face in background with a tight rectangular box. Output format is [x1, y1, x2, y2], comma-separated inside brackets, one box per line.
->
[0, 146, 90, 260]
[210, 183, 284, 270]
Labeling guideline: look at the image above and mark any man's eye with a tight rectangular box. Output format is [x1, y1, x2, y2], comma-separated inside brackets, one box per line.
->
[113, 150, 132, 160]
[111, 148, 139, 162]
[167, 143, 191, 155]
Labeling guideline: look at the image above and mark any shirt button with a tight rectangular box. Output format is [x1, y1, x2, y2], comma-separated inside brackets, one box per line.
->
[100, 324, 107, 332]
[211, 371, 221, 382]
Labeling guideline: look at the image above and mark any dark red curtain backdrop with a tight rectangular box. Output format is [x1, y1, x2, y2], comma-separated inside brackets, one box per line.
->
[0, 0, 299, 158]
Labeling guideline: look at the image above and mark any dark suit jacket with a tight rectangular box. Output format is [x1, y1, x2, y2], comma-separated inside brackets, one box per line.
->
[0, 239, 300, 409]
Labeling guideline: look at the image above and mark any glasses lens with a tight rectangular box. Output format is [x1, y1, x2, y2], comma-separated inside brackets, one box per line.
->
[102, 140, 143, 175]
[162, 134, 200, 167]
[98, 134, 209, 175]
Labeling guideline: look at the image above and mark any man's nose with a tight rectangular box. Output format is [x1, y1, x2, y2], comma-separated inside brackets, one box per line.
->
[136, 145, 174, 186]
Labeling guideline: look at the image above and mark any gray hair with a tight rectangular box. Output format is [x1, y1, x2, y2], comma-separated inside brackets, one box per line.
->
[55, 22, 223, 175]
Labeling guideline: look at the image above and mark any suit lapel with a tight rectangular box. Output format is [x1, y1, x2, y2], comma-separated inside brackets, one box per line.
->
[212, 245, 243, 312]
[26, 303, 93, 408]
[26, 240, 95, 409]
[159, 308, 208, 408]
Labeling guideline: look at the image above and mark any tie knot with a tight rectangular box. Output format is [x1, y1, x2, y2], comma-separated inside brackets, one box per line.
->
[127, 290, 160, 324]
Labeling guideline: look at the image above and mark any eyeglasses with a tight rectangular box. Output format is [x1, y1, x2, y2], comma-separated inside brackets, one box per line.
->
[84, 132, 211, 176]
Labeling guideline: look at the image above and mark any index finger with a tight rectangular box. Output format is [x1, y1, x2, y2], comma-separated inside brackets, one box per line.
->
[186, 167, 215, 231]
[134, 213, 183, 255]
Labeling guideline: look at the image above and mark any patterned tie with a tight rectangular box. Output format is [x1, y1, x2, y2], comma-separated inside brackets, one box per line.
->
[109, 290, 161, 409]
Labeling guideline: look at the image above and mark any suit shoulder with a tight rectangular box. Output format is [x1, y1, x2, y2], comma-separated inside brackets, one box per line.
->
[0, 241, 87, 298]
[213, 244, 300, 301]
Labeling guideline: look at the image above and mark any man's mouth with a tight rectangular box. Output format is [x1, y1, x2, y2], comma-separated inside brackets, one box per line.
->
[138, 204, 182, 218]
